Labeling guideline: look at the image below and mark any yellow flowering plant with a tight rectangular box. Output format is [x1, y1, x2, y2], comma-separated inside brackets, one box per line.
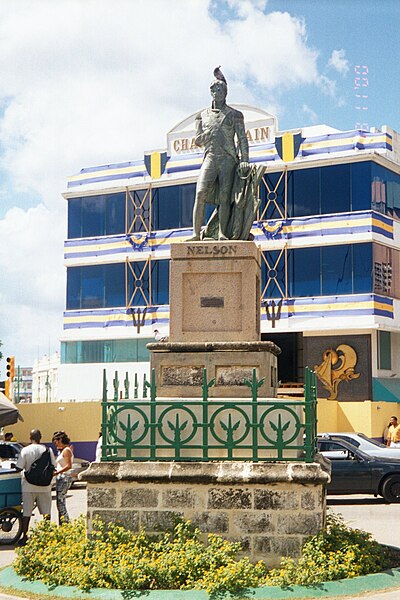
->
[13, 513, 398, 595]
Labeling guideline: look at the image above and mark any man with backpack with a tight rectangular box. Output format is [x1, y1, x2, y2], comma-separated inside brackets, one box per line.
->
[15, 429, 56, 546]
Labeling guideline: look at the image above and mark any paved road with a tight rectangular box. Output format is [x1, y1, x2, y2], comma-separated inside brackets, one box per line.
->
[0, 489, 399, 599]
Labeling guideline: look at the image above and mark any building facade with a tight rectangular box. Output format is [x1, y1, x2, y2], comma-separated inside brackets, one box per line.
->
[32, 352, 60, 403]
[60, 105, 400, 436]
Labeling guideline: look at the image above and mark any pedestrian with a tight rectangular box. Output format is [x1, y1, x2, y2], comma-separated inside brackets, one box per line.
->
[4, 432, 16, 442]
[383, 421, 391, 444]
[15, 429, 56, 546]
[386, 416, 400, 448]
[52, 432, 74, 524]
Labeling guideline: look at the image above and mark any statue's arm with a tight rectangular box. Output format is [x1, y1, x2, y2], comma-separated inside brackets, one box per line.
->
[194, 113, 211, 148]
[235, 114, 249, 163]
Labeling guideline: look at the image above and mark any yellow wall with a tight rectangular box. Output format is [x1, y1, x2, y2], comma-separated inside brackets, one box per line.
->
[317, 399, 400, 439]
[8, 402, 102, 444]
[7, 398, 400, 446]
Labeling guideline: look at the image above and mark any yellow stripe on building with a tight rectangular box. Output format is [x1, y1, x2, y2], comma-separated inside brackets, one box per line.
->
[281, 132, 295, 162]
[150, 152, 161, 179]
[68, 164, 143, 184]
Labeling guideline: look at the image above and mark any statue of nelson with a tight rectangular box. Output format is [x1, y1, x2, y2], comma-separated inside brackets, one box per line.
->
[190, 67, 251, 241]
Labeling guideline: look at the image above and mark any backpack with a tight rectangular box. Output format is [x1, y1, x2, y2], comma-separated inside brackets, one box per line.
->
[25, 447, 55, 486]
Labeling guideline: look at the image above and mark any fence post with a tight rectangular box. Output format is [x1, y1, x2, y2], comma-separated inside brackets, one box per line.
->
[101, 369, 108, 461]
[304, 367, 317, 462]
[245, 368, 264, 461]
[201, 368, 214, 461]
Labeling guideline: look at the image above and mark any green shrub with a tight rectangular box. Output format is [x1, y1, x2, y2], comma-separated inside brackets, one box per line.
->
[264, 513, 396, 586]
[13, 513, 398, 595]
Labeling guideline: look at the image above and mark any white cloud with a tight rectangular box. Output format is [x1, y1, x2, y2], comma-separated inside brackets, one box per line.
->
[302, 104, 319, 124]
[0, 205, 64, 364]
[328, 49, 349, 75]
[0, 0, 332, 366]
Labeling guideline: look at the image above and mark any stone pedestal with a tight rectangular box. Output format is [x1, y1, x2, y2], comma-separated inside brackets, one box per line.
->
[83, 459, 330, 567]
[170, 241, 261, 343]
[150, 240, 280, 397]
[148, 341, 280, 398]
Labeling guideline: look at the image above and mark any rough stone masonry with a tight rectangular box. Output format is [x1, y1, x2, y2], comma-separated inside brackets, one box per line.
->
[83, 458, 330, 567]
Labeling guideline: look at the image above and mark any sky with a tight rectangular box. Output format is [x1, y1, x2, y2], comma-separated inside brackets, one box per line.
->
[0, 0, 399, 372]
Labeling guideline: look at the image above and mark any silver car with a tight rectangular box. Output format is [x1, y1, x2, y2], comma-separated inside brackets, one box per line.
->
[319, 432, 400, 460]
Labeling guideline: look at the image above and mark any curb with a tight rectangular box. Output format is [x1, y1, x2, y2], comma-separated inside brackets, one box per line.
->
[1, 566, 400, 600]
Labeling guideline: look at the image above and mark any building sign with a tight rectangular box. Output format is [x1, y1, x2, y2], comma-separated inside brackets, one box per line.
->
[167, 105, 278, 156]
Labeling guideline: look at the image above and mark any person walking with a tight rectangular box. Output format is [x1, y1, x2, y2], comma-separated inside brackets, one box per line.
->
[53, 432, 74, 524]
[386, 416, 400, 448]
[15, 429, 56, 546]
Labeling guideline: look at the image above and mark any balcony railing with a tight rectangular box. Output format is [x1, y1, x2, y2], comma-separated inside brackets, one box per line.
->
[101, 367, 317, 463]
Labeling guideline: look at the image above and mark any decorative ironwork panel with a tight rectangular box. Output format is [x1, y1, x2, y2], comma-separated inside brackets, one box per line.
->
[101, 368, 317, 463]
[126, 258, 151, 307]
[259, 170, 287, 220]
[261, 248, 287, 299]
[126, 187, 152, 234]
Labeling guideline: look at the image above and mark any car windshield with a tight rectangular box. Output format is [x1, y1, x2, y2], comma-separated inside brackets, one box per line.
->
[356, 433, 387, 448]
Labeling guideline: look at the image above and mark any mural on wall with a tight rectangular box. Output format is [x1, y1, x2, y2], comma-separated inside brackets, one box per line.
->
[314, 344, 360, 400]
[304, 335, 371, 401]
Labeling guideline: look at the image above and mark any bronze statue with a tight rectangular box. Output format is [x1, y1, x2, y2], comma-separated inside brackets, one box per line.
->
[190, 67, 264, 241]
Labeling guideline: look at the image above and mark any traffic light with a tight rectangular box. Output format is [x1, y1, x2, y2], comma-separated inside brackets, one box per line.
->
[4, 379, 10, 399]
[6, 356, 15, 380]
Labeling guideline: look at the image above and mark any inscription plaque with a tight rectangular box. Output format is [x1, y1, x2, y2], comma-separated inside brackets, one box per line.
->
[161, 366, 203, 387]
[216, 366, 257, 386]
[200, 296, 224, 308]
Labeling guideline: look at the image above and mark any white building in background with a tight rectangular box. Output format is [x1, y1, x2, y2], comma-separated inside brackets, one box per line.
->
[32, 352, 60, 403]
[14, 367, 33, 403]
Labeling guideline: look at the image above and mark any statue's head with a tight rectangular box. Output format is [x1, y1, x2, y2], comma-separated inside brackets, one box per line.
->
[210, 79, 227, 102]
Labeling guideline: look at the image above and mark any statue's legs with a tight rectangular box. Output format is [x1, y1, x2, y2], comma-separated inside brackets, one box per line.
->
[190, 155, 236, 240]
[191, 192, 207, 240]
[217, 158, 236, 239]
[190, 156, 218, 240]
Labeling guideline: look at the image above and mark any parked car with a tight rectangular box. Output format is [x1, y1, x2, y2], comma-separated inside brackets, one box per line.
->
[319, 437, 400, 502]
[319, 432, 400, 460]
[0, 442, 24, 467]
[70, 457, 90, 485]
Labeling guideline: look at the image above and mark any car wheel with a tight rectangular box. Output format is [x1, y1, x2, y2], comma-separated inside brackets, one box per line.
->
[382, 475, 400, 503]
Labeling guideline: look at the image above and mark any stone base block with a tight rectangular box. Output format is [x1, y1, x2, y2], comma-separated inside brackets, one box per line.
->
[83, 460, 330, 567]
[148, 341, 280, 397]
[169, 241, 261, 343]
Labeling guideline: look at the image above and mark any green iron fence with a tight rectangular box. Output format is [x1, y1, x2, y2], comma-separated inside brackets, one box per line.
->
[101, 367, 317, 463]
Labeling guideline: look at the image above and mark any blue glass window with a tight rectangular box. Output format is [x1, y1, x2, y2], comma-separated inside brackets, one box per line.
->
[321, 245, 352, 295]
[105, 193, 126, 235]
[152, 184, 196, 230]
[289, 247, 321, 297]
[290, 167, 320, 217]
[371, 163, 400, 220]
[68, 199, 81, 239]
[151, 260, 170, 305]
[66, 264, 125, 310]
[67, 193, 125, 238]
[288, 243, 372, 298]
[351, 162, 371, 211]
[66, 267, 81, 310]
[61, 339, 151, 364]
[321, 164, 350, 214]
[353, 243, 373, 292]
